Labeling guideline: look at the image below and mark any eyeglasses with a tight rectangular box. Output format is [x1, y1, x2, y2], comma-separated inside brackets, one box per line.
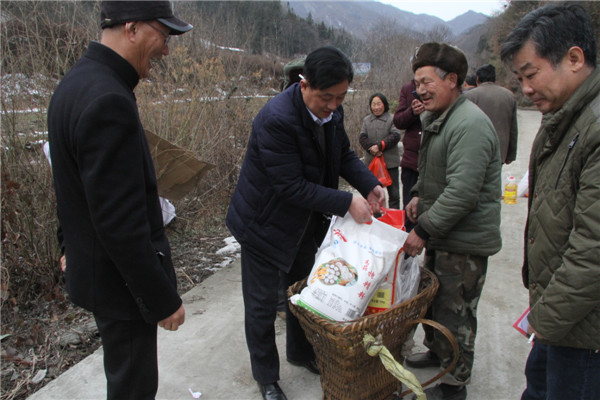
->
[145, 22, 171, 46]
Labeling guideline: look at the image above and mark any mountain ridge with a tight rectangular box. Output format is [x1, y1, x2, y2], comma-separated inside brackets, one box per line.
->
[287, 1, 489, 39]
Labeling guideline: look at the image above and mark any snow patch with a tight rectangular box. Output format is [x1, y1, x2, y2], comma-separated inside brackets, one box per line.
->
[216, 236, 240, 255]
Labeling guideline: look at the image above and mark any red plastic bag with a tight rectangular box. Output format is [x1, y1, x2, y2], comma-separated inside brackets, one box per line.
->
[377, 208, 406, 231]
[368, 156, 392, 187]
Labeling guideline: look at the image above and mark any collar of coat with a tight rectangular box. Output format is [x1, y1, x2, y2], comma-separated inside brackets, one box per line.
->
[367, 113, 392, 123]
[290, 83, 343, 131]
[421, 95, 467, 135]
[538, 68, 600, 150]
[85, 41, 140, 91]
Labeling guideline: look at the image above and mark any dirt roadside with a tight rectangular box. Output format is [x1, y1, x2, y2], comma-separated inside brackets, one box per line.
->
[0, 220, 234, 400]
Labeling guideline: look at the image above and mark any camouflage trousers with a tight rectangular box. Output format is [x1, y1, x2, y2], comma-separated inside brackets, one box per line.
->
[422, 249, 488, 385]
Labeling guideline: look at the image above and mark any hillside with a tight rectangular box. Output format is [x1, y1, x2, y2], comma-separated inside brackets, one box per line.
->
[287, 0, 489, 39]
[446, 10, 490, 36]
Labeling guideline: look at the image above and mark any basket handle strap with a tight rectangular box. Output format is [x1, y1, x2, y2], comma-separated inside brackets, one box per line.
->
[399, 318, 460, 398]
[363, 333, 427, 399]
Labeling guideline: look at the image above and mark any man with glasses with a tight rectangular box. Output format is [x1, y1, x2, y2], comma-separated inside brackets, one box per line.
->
[146, 20, 172, 46]
[47, 2, 191, 398]
[402, 43, 502, 400]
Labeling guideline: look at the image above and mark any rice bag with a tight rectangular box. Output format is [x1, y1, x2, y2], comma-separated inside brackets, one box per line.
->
[290, 213, 408, 321]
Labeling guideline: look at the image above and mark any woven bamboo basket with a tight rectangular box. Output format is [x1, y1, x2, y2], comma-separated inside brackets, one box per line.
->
[288, 267, 456, 400]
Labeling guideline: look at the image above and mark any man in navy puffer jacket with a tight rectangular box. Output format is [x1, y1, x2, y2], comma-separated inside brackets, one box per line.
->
[226, 46, 385, 400]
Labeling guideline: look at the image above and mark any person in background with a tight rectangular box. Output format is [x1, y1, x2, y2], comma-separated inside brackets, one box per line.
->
[403, 42, 502, 400]
[226, 46, 385, 400]
[465, 63, 518, 167]
[359, 93, 403, 209]
[393, 79, 424, 231]
[47, 2, 192, 399]
[462, 74, 477, 92]
[281, 57, 305, 91]
[501, 3, 600, 399]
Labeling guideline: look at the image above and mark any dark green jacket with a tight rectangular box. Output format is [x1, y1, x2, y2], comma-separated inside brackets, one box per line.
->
[525, 68, 600, 349]
[414, 95, 502, 256]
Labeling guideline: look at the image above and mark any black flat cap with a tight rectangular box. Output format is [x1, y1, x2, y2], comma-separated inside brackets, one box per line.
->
[101, 1, 193, 34]
[412, 42, 468, 85]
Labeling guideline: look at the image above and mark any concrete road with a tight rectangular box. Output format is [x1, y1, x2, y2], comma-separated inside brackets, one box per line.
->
[28, 109, 543, 400]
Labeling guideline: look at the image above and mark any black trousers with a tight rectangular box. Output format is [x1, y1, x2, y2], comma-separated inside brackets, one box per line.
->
[94, 314, 158, 400]
[387, 167, 401, 210]
[241, 240, 317, 384]
[401, 167, 419, 232]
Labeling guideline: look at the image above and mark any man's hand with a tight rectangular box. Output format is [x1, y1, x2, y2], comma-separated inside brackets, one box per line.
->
[411, 99, 425, 115]
[404, 230, 426, 257]
[406, 196, 419, 222]
[367, 186, 386, 214]
[526, 325, 543, 339]
[158, 304, 185, 331]
[349, 194, 374, 223]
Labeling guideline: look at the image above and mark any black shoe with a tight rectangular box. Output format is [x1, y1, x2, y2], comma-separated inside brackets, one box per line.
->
[411, 384, 466, 400]
[405, 351, 440, 368]
[287, 358, 320, 375]
[258, 382, 287, 400]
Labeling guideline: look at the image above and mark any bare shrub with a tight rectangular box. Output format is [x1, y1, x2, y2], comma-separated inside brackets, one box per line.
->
[136, 44, 268, 234]
[1, 1, 96, 79]
[1, 79, 65, 400]
[0, 1, 89, 311]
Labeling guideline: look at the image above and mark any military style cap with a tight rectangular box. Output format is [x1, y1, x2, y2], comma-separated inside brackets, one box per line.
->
[282, 57, 306, 90]
[411, 42, 468, 84]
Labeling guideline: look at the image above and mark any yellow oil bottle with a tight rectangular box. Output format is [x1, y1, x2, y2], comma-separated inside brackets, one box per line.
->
[504, 176, 517, 204]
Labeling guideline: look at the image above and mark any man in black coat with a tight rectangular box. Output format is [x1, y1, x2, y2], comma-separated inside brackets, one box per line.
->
[226, 46, 385, 400]
[47, 2, 192, 399]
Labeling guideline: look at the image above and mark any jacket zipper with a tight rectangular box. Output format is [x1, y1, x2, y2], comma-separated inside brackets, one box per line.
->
[296, 123, 328, 248]
[554, 133, 579, 190]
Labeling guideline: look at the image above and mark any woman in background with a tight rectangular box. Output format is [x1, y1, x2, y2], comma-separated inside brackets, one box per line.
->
[359, 93, 402, 209]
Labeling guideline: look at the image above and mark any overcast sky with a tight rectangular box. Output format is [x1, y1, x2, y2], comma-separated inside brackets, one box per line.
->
[379, 0, 506, 21]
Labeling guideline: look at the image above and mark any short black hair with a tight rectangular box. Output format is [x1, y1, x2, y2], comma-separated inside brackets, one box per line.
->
[501, 2, 597, 68]
[369, 93, 389, 113]
[476, 64, 496, 83]
[465, 74, 477, 86]
[303, 46, 353, 90]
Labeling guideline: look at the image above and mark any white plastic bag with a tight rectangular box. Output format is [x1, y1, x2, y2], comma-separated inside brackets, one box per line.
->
[291, 213, 408, 321]
[517, 170, 529, 197]
[394, 255, 420, 304]
[365, 254, 420, 314]
[159, 197, 176, 226]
